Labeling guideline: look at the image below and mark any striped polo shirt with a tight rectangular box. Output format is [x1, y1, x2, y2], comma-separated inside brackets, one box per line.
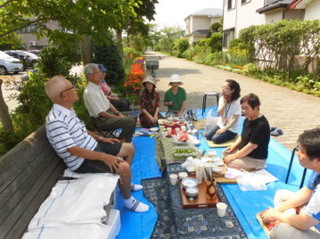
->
[45, 104, 97, 171]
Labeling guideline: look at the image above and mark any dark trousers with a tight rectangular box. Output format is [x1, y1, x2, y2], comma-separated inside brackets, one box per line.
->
[94, 116, 136, 142]
[110, 98, 131, 112]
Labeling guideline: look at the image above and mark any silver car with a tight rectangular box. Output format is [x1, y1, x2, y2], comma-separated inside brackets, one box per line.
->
[0, 51, 24, 74]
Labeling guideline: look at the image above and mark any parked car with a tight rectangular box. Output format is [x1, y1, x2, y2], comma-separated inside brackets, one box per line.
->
[28, 49, 41, 56]
[0, 51, 24, 75]
[5, 50, 39, 69]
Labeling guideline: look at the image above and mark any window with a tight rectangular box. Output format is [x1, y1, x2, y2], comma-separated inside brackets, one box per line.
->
[223, 29, 235, 48]
[228, 0, 236, 10]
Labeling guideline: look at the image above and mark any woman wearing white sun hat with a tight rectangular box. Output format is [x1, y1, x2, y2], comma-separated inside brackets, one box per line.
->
[164, 74, 187, 117]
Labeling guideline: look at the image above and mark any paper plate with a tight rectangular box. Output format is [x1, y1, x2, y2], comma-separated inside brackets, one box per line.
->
[150, 127, 159, 132]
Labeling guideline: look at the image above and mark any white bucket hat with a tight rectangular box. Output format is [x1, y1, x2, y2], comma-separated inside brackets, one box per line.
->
[169, 74, 183, 85]
[142, 76, 156, 87]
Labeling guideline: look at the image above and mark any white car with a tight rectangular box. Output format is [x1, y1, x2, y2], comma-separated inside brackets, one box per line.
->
[0, 51, 24, 74]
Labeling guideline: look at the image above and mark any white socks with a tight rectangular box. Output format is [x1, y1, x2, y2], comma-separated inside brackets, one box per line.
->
[124, 196, 149, 212]
[131, 183, 143, 191]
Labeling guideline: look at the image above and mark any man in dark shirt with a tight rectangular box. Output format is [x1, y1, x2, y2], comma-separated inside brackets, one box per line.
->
[223, 93, 270, 171]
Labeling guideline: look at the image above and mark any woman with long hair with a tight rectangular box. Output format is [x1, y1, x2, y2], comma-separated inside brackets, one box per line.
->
[205, 79, 241, 144]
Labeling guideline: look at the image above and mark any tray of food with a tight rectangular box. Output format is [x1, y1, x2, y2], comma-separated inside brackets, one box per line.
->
[173, 146, 200, 158]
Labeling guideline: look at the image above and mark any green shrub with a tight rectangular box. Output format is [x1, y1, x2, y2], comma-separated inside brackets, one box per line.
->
[243, 63, 261, 76]
[38, 45, 81, 78]
[173, 37, 189, 58]
[92, 39, 125, 89]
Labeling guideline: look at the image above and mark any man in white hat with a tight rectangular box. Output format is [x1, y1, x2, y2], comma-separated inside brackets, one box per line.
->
[164, 74, 187, 117]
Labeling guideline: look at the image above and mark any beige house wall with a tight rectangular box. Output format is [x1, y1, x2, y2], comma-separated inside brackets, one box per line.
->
[304, 1, 320, 20]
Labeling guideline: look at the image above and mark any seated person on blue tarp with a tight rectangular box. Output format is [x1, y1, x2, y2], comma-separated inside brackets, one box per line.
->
[260, 128, 320, 239]
[45, 76, 148, 213]
[223, 93, 270, 171]
[205, 79, 241, 144]
[163, 74, 186, 118]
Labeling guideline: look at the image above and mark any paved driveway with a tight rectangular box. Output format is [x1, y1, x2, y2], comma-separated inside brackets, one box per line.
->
[152, 53, 320, 150]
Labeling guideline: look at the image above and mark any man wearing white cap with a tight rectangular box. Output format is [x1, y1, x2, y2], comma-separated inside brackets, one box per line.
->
[164, 74, 187, 117]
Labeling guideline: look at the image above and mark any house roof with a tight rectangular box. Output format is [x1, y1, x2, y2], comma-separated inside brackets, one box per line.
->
[192, 29, 209, 36]
[184, 8, 222, 20]
[256, 0, 293, 13]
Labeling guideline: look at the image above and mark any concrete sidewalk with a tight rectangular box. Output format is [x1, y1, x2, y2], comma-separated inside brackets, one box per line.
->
[152, 53, 320, 150]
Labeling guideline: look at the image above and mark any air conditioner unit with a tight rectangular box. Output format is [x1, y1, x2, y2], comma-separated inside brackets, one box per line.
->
[29, 41, 36, 46]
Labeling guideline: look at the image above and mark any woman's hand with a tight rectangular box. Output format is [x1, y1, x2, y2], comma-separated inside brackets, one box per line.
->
[216, 128, 226, 134]
[260, 208, 279, 224]
[149, 116, 158, 124]
[177, 111, 183, 117]
[223, 154, 236, 163]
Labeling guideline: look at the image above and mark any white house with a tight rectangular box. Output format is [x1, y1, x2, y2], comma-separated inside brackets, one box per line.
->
[222, 0, 306, 49]
[223, 0, 265, 48]
[184, 8, 222, 44]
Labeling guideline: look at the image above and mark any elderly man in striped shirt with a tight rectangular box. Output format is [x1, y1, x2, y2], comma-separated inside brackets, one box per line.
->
[44, 76, 149, 213]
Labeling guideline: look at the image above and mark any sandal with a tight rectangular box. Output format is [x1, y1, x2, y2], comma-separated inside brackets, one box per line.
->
[270, 126, 277, 132]
[271, 129, 283, 136]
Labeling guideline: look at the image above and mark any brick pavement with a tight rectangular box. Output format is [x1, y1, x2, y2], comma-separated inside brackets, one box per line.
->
[150, 53, 320, 150]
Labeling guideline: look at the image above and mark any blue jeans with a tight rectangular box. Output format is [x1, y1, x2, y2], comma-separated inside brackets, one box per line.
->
[205, 125, 237, 144]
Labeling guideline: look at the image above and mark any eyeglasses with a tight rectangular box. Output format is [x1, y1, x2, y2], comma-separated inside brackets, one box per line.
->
[60, 86, 75, 97]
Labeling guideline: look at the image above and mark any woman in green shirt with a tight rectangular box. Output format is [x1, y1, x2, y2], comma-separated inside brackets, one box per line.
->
[164, 74, 187, 117]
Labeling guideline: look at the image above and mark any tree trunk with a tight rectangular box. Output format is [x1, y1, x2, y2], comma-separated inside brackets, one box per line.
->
[81, 36, 92, 65]
[116, 29, 124, 59]
[0, 80, 14, 132]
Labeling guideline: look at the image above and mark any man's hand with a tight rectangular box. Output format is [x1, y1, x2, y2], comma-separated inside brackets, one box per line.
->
[103, 155, 125, 173]
[101, 137, 120, 144]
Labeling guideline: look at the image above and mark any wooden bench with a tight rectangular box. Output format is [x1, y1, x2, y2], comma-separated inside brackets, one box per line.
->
[0, 125, 65, 239]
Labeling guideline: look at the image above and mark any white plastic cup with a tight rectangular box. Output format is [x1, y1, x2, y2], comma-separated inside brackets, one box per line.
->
[166, 127, 172, 137]
[217, 202, 228, 217]
[169, 174, 178, 186]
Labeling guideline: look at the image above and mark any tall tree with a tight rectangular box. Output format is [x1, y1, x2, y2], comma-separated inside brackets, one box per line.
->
[114, 0, 158, 57]
[0, 0, 138, 43]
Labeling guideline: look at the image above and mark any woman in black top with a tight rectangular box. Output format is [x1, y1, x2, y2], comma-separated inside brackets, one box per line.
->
[223, 93, 270, 171]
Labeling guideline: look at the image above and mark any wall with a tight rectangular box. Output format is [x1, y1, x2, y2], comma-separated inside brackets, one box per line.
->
[304, 1, 320, 20]
[223, 0, 265, 38]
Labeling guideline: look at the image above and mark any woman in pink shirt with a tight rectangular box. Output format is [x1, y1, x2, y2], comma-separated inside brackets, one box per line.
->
[98, 64, 131, 112]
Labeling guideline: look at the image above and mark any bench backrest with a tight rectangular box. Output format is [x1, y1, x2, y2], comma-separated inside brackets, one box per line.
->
[0, 125, 65, 239]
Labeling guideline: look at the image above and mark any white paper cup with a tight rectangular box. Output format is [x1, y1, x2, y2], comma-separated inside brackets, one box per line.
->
[217, 202, 227, 217]
[169, 174, 178, 185]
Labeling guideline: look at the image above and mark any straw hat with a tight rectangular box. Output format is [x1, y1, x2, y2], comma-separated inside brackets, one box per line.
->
[169, 74, 183, 85]
[142, 76, 156, 87]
